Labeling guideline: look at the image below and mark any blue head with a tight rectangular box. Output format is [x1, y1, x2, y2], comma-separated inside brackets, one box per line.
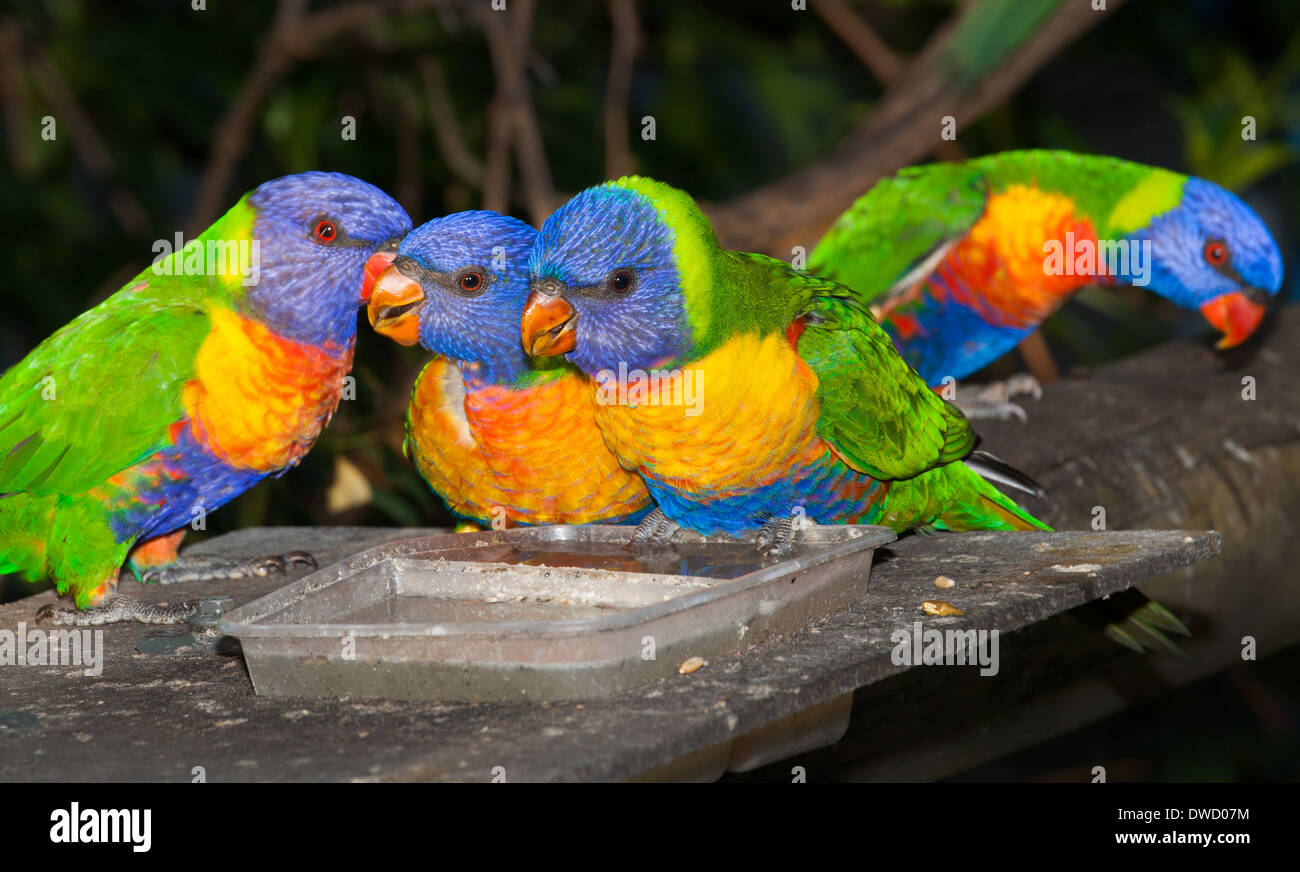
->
[523, 180, 694, 375]
[367, 211, 538, 384]
[244, 171, 411, 348]
[1130, 177, 1282, 347]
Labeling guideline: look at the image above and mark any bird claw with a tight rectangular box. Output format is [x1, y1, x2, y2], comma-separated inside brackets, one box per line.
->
[248, 551, 317, 577]
[956, 400, 1029, 423]
[628, 509, 680, 550]
[998, 373, 1042, 401]
[35, 593, 198, 626]
[140, 551, 319, 584]
[952, 374, 1041, 422]
[755, 515, 806, 559]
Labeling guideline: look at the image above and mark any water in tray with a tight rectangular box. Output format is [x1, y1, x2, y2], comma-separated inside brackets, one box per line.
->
[468, 540, 801, 579]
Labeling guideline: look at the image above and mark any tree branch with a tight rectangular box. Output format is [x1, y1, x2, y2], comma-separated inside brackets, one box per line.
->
[709, 0, 1125, 254]
[810, 0, 903, 86]
[418, 55, 484, 188]
[188, 0, 445, 233]
[603, 0, 640, 180]
[481, 0, 556, 225]
[23, 36, 150, 237]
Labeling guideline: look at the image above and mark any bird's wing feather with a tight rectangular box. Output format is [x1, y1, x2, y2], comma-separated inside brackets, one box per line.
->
[808, 161, 989, 307]
[798, 289, 976, 480]
[737, 255, 976, 482]
[0, 277, 211, 497]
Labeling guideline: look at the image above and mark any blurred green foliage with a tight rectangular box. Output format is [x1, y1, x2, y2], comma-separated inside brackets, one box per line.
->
[1171, 31, 1300, 190]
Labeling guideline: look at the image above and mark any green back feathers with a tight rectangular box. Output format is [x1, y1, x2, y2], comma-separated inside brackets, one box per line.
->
[0, 282, 209, 499]
[780, 281, 977, 482]
[810, 160, 989, 305]
[150, 195, 261, 308]
[0, 199, 263, 500]
[965, 150, 1187, 236]
[810, 150, 1191, 301]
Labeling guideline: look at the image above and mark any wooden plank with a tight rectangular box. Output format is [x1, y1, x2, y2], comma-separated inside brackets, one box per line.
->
[0, 527, 1214, 781]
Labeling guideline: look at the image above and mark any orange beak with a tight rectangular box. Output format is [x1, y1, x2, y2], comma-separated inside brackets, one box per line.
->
[1200, 291, 1267, 350]
[521, 289, 577, 356]
[361, 251, 398, 304]
[367, 265, 425, 346]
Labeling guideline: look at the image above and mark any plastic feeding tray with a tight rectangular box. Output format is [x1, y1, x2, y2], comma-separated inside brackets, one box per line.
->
[219, 524, 896, 702]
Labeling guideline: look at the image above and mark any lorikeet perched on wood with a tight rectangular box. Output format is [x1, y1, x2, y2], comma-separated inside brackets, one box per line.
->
[366, 211, 651, 528]
[521, 176, 1050, 548]
[0, 172, 411, 624]
[808, 150, 1283, 416]
[523, 176, 1188, 653]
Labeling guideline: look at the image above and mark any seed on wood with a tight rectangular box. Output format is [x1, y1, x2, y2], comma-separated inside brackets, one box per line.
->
[679, 656, 706, 675]
[922, 600, 963, 616]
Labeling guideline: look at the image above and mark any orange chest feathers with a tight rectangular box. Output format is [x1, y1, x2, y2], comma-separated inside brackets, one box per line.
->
[182, 308, 353, 472]
[405, 358, 650, 525]
[917, 184, 1101, 329]
[590, 331, 828, 493]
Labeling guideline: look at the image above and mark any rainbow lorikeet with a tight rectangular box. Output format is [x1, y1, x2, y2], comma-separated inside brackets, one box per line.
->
[366, 211, 651, 528]
[522, 177, 1189, 654]
[521, 176, 1051, 546]
[0, 172, 411, 624]
[808, 150, 1283, 415]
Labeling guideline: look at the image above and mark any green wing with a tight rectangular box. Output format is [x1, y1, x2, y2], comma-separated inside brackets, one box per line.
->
[799, 289, 975, 481]
[807, 161, 989, 308]
[730, 253, 975, 482]
[0, 274, 211, 499]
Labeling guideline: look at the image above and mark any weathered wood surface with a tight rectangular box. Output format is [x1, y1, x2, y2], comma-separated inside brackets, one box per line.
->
[0, 528, 1213, 781]
[990, 309, 1300, 678]
[728, 309, 1300, 780]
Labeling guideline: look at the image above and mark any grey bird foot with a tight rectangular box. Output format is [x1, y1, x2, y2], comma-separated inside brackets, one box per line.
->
[755, 516, 804, 559]
[36, 592, 198, 627]
[628, 509, 681, 549]
[139, 551, 317, 585]
[953, 374, 1043, 422]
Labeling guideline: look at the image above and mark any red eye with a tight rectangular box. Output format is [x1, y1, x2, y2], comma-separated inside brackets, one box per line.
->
[314, 220, 338, 244]
[1204, 240, 1228, 267]
[459, 271, 484, 293]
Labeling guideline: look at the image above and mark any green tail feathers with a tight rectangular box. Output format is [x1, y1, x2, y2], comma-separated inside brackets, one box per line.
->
[881, 460, 1050, 533]
[973, 484, 1053, 532]
[961, 451, 1051, 531]
[1075, 590, 1192, 657]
